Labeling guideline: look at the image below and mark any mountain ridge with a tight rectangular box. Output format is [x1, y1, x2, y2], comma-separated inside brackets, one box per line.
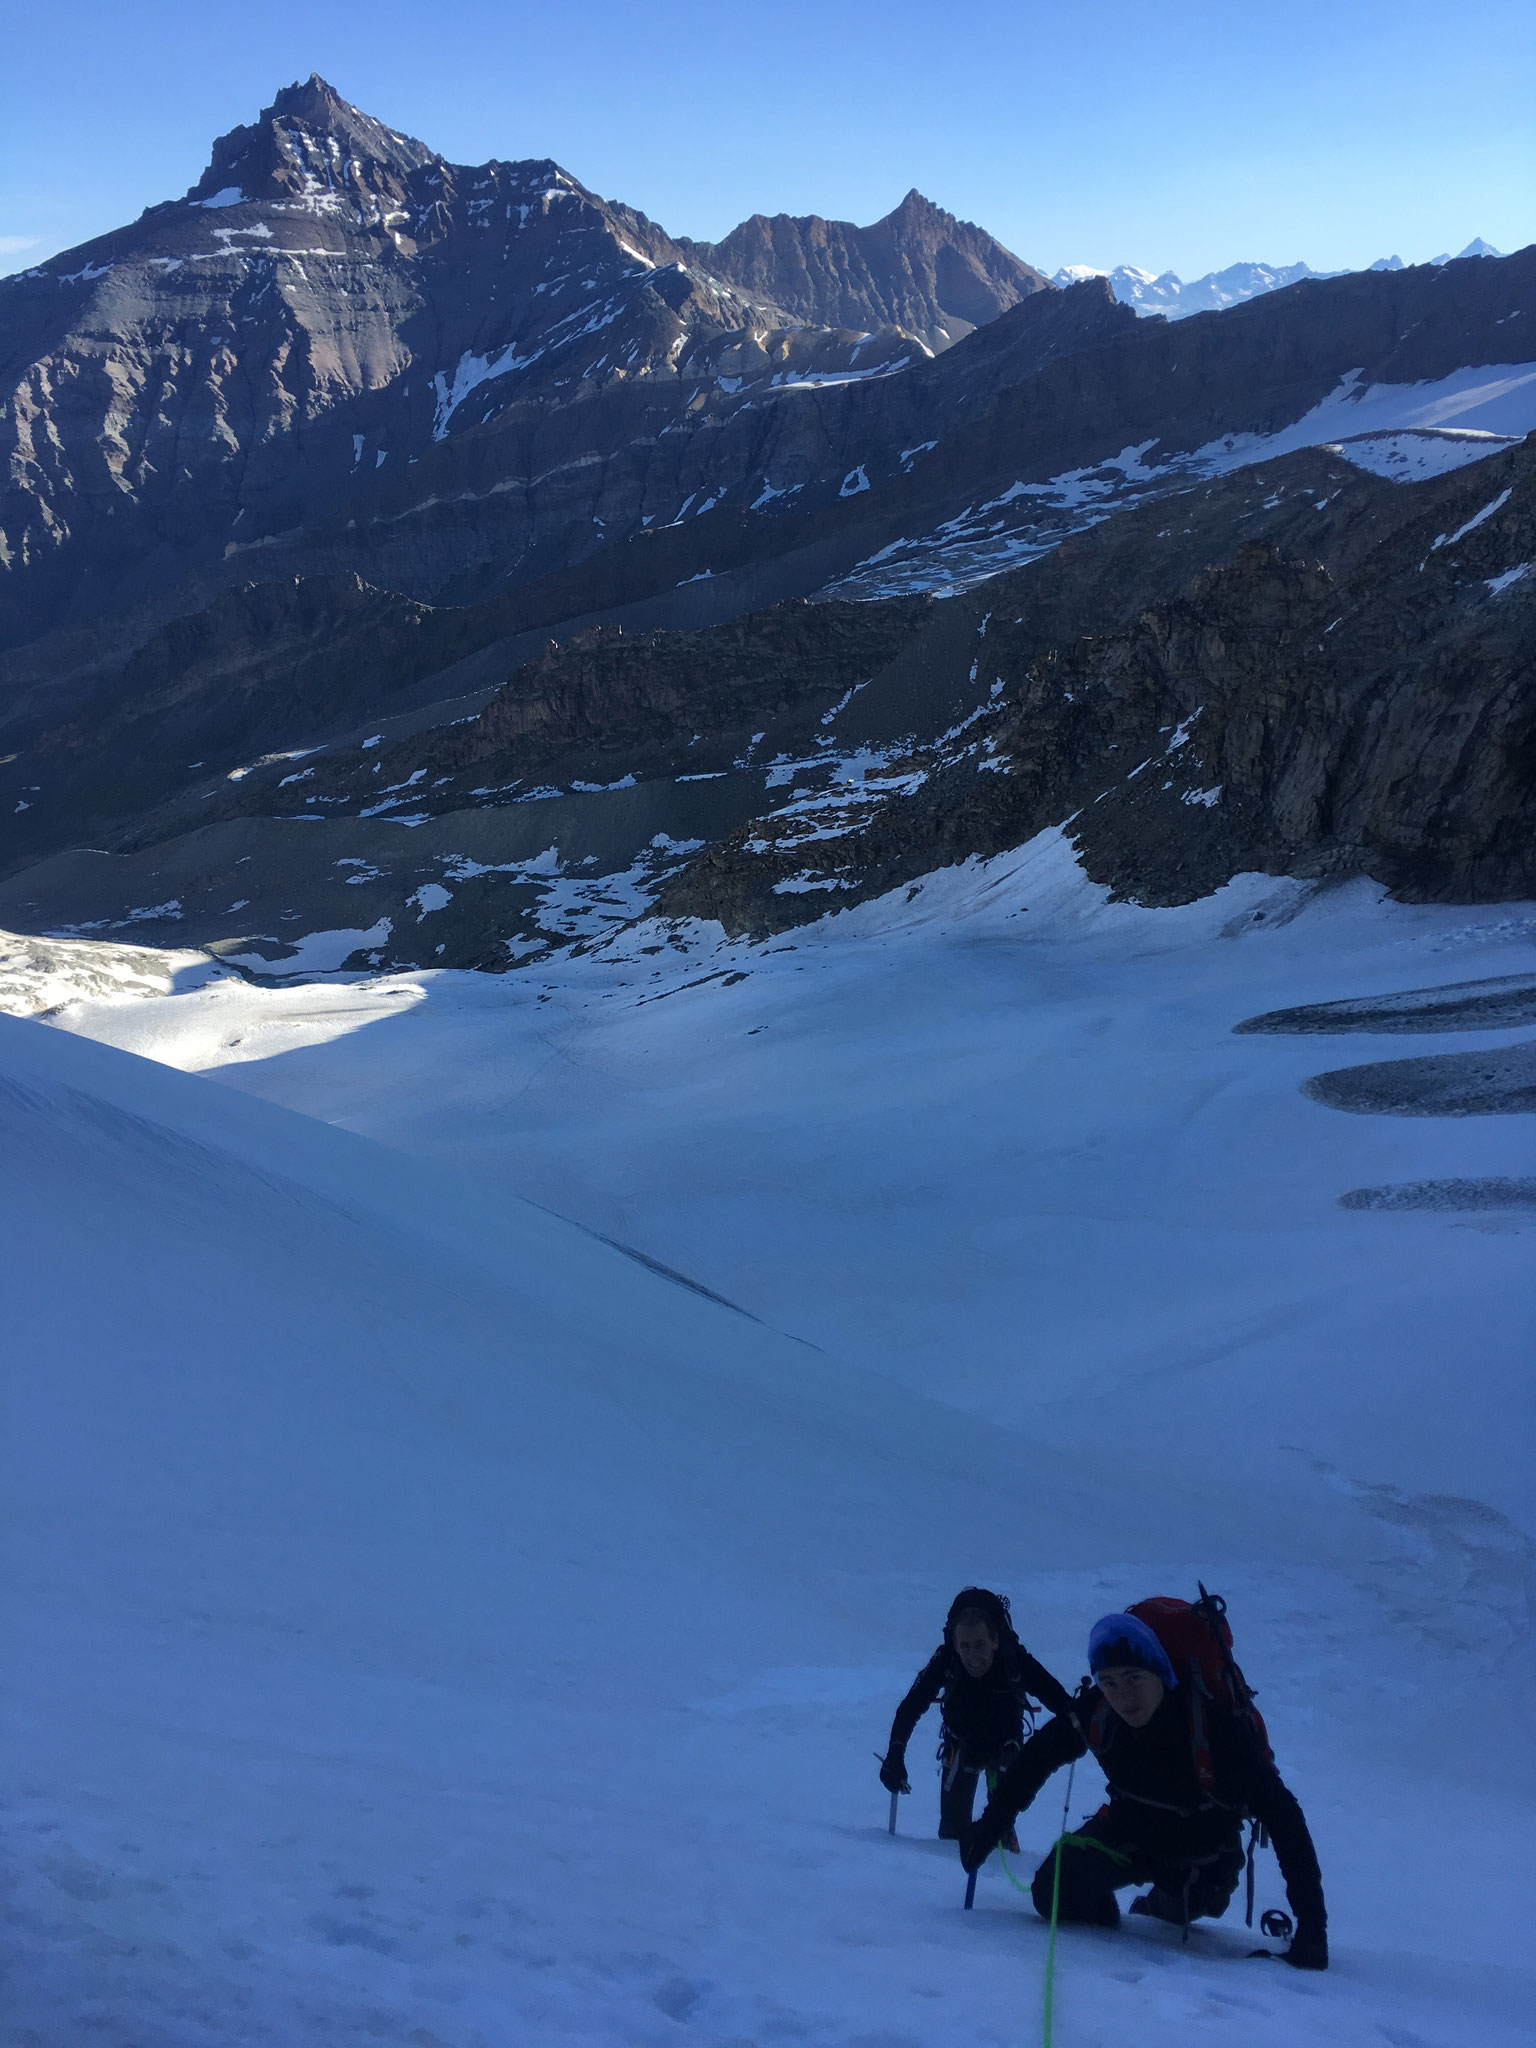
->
[0, 79, 1533, 967]
[0, 76, 1043, 653]
[677, 188, 1049, 353]
[1054, 240, 1506, 319]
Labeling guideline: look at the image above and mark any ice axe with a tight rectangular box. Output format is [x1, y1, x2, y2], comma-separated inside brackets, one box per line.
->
[875, 1751, 907, 1835]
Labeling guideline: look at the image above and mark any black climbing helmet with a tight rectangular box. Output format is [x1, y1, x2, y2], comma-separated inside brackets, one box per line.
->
[945, 1586, 1017, 1646]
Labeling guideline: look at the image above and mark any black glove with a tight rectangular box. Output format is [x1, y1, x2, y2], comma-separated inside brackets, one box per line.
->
[958, 1817, 999, 1874]
[878, 1752, 910, 1795]
[1064, 1675, 1098, 1739]
[1284, 1924, 1328, 1971]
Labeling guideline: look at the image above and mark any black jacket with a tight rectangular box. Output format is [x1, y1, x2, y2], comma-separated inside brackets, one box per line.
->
[888, 1639, 1075, 1764]
[976, 1685, 1326, 1929]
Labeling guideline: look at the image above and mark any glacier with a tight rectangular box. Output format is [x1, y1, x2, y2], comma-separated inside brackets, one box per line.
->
[4, 841, 1534, 2046]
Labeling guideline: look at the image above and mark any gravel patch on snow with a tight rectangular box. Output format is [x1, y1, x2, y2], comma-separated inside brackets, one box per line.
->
[1339, 1176, 1536, 1211]
[1237, 973, 1536, 1035]
[1303, 1040, 1536, 1115]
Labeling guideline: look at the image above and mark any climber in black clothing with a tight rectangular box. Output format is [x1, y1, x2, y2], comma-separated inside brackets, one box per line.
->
[878, 1588, 1075, 1840]
[957, 1610, 1328, 1970]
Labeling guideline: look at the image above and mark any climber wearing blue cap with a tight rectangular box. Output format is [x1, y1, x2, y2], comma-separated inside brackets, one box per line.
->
[956, 1602, 1328, 1969]
[1087, 1613, 1179, 1693]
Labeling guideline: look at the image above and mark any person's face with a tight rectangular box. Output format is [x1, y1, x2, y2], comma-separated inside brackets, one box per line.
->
[1096, 1663, 1165, 1728]
[952, 1618, 998, 1678]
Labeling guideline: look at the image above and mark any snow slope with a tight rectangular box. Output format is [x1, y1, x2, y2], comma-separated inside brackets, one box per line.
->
[826, 360, 1536, 598]
[8, 838, 1536, 2045]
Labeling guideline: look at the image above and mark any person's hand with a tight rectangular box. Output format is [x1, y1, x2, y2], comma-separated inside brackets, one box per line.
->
[958, 1821, 995, 1874]
[1284, 1924, 1328, 1971]
[1065, 1675, 1097, 1736]
[878, 1753, 910, 1795]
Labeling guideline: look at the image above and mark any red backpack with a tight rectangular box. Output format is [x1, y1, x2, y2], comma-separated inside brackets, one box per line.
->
[1086, 1583, 1271, 1793]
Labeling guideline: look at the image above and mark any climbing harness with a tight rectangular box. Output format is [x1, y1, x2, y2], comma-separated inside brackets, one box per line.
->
[940, 1734, 964, 1793]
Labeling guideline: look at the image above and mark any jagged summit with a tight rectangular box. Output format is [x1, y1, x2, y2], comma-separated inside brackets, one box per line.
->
[169, 79, 1038, 351]
[186, 74, 437, 208]
[880, 188, 987, 244]
[678, 188, 1047, 352]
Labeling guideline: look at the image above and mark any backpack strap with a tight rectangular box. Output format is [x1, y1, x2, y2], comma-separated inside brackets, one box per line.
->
[1087, 1696, 1112, 1755]
[1000, 1644, 1043, 1727]
[1184, 1659, 1216, 1791]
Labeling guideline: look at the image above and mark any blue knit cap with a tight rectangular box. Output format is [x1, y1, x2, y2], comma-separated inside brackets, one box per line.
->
[1088, 1613, 1178, 1689]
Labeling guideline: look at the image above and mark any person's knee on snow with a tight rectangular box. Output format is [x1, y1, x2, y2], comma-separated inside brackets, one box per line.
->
[1029, 1830, 1130, 1928]
[955, 1595, 1329, 1971]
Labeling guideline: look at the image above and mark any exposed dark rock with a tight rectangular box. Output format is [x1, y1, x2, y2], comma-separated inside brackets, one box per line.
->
[1302, 1042, 1536, 1116]
[186, 74, 436, 208]
[4, 68, 1529, 693]
[0, 78, 1046, 656]
[443, 599, 935, 771]
[136, 597, 935, 852]
[677, 189, 1049, 353]
[2, 81, 1534, 969]
[1236, 974, 1536, 1035]
[657, 436, 1536, 935]
[1339, 1177, 1536, 1209]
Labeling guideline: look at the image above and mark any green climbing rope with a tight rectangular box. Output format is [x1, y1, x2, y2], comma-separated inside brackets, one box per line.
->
[1041, 1760, 1077, 2048]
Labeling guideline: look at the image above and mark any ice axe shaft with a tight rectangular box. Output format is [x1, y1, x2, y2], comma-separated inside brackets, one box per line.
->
[964, 1867, 977, 1911]
[888, 1790, 899, 1835]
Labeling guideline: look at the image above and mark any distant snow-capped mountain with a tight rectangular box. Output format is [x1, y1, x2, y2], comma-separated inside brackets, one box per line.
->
[1430, 236, 1503, 265]
[1055, 241, 1503, 318]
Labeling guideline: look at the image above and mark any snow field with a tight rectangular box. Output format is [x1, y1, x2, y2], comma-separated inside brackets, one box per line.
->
[7, 835, 1536, 2045]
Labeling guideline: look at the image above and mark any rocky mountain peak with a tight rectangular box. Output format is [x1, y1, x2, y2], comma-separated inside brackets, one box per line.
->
[186, 75, 437, 210]
[678, 189, 1047, 353]
[269, 73, 353, 120]
[884, 189, 951, 234]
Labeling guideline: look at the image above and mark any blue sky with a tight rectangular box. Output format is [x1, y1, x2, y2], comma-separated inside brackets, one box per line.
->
[2, 0, 1531, 279]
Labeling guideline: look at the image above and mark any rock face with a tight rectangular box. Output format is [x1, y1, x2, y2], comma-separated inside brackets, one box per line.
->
[434, 599, 935, 781]
[656, 437, 1536, 933]
[0, 77, 1038, 652]
[7, 428, 1528, 976]
[185, 74, 438, 208]
[678, 190, 1048, 351]
[0, 79, 1533, 973]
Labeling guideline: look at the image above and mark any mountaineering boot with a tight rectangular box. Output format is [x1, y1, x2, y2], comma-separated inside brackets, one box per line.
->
[1129, 1887, 1184, 1925]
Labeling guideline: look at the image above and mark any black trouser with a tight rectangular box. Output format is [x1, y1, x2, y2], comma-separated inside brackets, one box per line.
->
[1029, 1804, 1244, 1928]
[938, 1734, 1019, 1840]
[940, 1763, 981, 1839]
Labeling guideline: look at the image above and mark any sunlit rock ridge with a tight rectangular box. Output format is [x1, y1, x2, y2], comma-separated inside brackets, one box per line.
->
[0, 76, 1532, 975]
